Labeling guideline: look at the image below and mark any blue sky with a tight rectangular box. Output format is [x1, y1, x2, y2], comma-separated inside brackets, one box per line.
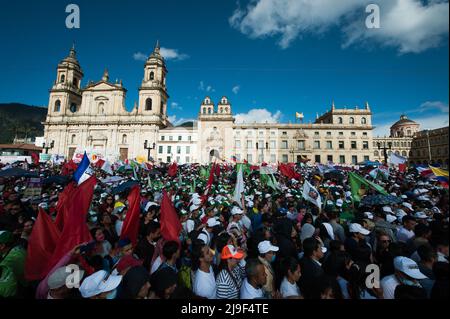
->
[0, 0, 448, 136]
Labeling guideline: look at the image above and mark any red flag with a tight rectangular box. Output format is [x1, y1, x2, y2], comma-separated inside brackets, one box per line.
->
[279, 163, 301, 180]
[31, 152, 39, 165]
[398, 164, 406, 173]
[160, 191, 182, 243]
[24, 208, 61, 281]
[204, 163, 216, 196]
[46, 176, 97, 274]
[95, 159, 106, 169]
[54, 182, 77, 231]
[168, 162, 178, 177]
[61, 160, 78, 176]
[120, 186, 141, 246]
[215, 163, 221, 178]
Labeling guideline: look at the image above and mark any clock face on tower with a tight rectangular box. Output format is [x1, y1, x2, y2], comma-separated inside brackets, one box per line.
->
[70, 103, 77, 113]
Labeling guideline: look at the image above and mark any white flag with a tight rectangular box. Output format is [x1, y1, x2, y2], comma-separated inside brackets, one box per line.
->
[233, 166, 245, 208]
[388, 153, 407, 165]
[302, 180, 322, 210]
[101, 159, 113, 175]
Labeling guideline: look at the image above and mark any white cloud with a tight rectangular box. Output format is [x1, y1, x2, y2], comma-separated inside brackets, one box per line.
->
[416, 115, 449, 130]
[419, 101, 449, 113]
[171, 102, 183, 110]
[159, 47, 190, 61]
[230, 0, 449, 53]
[133, 52, 147, 61]
[235, 108, 283, 124]
[199, 81, 215, 92]
[232, 85, 241, 94]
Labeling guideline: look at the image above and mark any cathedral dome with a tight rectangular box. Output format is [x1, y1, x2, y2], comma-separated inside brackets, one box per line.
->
[390, 115, 420, 138]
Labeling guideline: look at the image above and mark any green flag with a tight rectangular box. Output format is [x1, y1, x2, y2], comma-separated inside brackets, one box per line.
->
[260, 166, 280, 191]
[236, 163, 251, 176]
[348, 172, 388, 202]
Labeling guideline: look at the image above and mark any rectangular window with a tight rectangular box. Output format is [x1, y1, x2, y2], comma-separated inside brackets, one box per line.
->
[327, 155, 333, 163]
[281, 141, 288, 149]
[340, 155, 345, 164]
[161, 136, 165, 141]
[298, 140, 305, 150]
[326, 141, 333, 149]
[176, 156, 180, 163]
[282, 131, 287, 136]
[247, 154, 253, 163]
[315, 132, 320, 136]
[352, 156, 358, 164]
[186, 146, 190, 154]
[351, 132, 356, 136]
[363, 141, 369, 149]
[188, 136, 192, 141]
[339, 132, 344, 136]
[236, 140, 241, 148]
[270, 141, 276, 149]
[314, 141, 320, 149]
[177, 146, 181, 154]
[271, 131, 276, 136]
[363, 132, 368, 137]
[315, 155, 321, 163]
[169, 136, 173, 141]
[327, 132, 332, 136]
[364, 156, 370, 161]
[186, 157, 190, 163]
[247, 141, 253, 149]
[270, 154, 276, 163]
[178, 136, 182, 141]
[282, 154, 288, 163]
[351, 141, 357, 149]
[167, 146, 172, 154]
[339, 141, 345, 149]
[158, 146, 163, 154]
[166, 156, 171, 163]
[259, 131, 264, 136]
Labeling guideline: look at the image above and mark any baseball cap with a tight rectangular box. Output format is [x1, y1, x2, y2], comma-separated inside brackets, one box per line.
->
[386, 214, 397, 224]
[402, 202, 414, 211]
[414, 212, 428, 219]
[394, 257, 427, 280]
[336, 199, 344, 207]
[79, 270, 122, 298]
[401, 195, 408, 199]
[221, 245, 245, 260]
[258, 241, 279, 254]
[48, 266, 85, 290]
[206, 217, 220, 228]
[383, 206, 393, 213]
[0, 231, 13, 245]
[231, 206, 244, 216]
[349, 223, 370, 235]
[364, 212, 374, 220]
[322, 223, 335, 240]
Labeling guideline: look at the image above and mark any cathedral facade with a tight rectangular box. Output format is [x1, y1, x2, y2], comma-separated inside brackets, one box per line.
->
[44, 42, 398, 165]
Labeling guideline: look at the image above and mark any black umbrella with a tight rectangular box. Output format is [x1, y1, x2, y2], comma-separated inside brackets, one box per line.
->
[111, 180, 140, 195]
[324, 170, 344, 181]
[0, 168, 38, 178]
[42, 175, 70, 185]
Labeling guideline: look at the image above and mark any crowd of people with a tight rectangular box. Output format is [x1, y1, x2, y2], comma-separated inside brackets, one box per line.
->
[0, 158, 448, 300]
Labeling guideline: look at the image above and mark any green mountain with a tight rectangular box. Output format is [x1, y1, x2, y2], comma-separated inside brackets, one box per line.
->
[0, 103, 48, 144]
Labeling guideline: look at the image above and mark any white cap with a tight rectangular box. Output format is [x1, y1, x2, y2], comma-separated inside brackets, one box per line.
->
[396, 210, 408, 221]
[349, 223, 370, 235]
[417, 196, 431, 201]
[386, 214, 397, 224]
[364, 212, 374, 220]
[79, 270, 122, 298]
[414, 212, 428, 219]
[383, 206, 393, 213]
[190, 204, 200, 212]
[258, 241, 279, 254]
[265, 194, 271, 199]
[401, 195, 408, 199]
[231, 206, 244, 216]
[322, 223, 335, 240]
[402, 202, 414, 211]
[145, 201, 159, 211]
[336, 199, 344, 207]
[345, 191, 352, 198]
[206, 218, 220, 228]
[286, 193, 293, 198]
[247, 201, 254, 208]
[394, 257, 427, 279]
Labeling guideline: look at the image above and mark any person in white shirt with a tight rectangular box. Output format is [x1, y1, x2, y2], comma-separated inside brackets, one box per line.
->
[197, 218, 220, 246]
[280, 257, 302, 299]
[381, 256, 427, 299]
[396, 216, 417, 243]
[192, 243, 216, 299]
[240, 258, 267, 299]
[436, 240, 449, 263]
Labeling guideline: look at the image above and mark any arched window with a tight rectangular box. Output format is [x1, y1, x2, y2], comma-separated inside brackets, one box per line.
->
[220, 107, 223, 113]
[374, 151, 379, 156]
[73, 78, 79, 88]
[122, 134, 127, 144]
[225, 107, 229, 113]
[60, 74, 65, 83]
[145, 98, 152, 111]
[71, 134, 76, 144]
[338, 117, 343, 124]
[150, 72, 154, 81]
[407, 130, 412, 136]
[349, 117, 355, 124]
[203, 107, 207, 114]
[70, 103, 77, 113]
[54, 100, 61, 112]
[208, 108, 212, 114]
[361, 117, 367, 124]
[402, 151, 407, 156]
[395, 151, 400, 155]
[98, 102, 104, 114]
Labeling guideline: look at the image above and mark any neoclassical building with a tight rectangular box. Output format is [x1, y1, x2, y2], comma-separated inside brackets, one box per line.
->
[43, 43, 415, 166]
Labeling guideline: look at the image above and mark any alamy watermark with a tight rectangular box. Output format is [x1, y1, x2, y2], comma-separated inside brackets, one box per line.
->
[366, 4, 381, 29]
[365, 264, 381, 289]
[65, 264, 83, 288]
[66, 4, 80, 29]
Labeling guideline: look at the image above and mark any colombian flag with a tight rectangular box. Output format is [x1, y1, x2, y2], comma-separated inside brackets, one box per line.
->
[429, 166, 449, 188]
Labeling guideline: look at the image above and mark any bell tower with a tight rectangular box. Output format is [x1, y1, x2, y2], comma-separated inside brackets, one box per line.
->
[47, 44, 83, 116]
[138, 40, 169, 124]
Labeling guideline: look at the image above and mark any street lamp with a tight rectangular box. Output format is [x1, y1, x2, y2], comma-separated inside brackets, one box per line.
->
[144, 140, 156, 161]
[43, 140, 55, 154]
[377, 141, 392, 164]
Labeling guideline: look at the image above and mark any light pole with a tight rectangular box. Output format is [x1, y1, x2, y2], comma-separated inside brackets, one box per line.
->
[144, 140, 156, 161]
[42, 141, 55, 154]
[426, 130, 432, 163]
[377, 141, 392, 165]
